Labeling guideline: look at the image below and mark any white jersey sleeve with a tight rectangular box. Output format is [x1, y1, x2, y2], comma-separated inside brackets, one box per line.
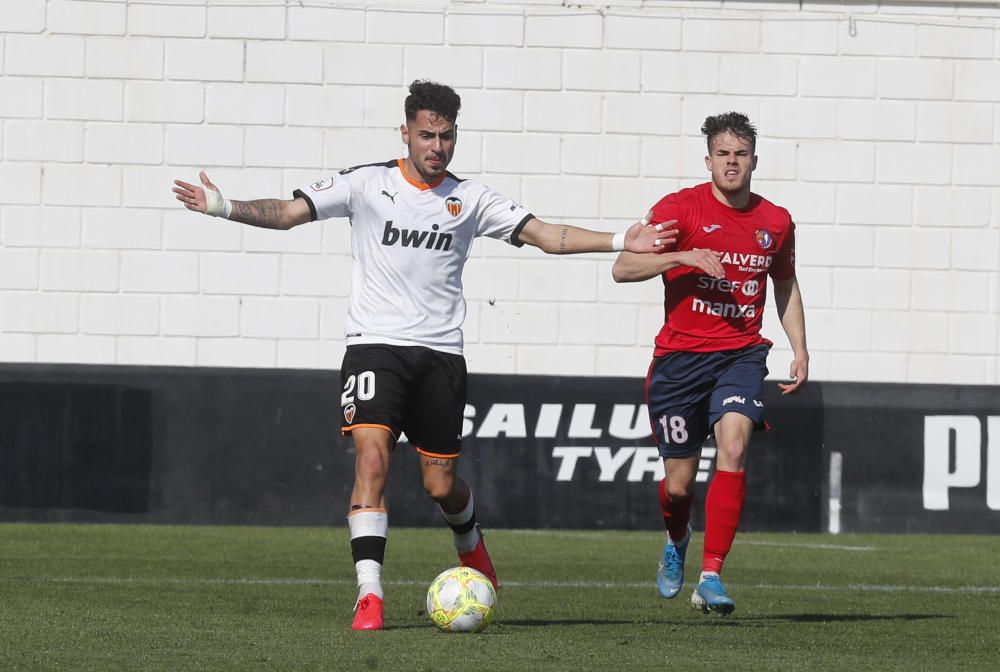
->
[291, 172, 358, 221]
[473, 185, 533, 246]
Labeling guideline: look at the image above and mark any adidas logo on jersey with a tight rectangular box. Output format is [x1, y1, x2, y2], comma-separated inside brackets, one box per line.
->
[381, 220, 453, 251]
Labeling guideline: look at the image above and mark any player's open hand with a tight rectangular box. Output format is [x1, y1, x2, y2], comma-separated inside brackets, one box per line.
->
[624, 215, 678, 254]
[676, 248, 724, 279]
[172, 171, 223, 215]
[778, 355, 809, 395]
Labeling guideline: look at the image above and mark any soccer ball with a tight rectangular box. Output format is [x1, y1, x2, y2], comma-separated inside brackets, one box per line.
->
[426, 566, 496, 633]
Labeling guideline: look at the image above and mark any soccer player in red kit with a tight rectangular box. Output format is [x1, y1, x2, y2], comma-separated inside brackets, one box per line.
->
[612, 112, 809, 615]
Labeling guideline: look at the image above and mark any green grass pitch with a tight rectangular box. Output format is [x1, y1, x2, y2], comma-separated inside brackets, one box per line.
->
[1, 523, 997, 671]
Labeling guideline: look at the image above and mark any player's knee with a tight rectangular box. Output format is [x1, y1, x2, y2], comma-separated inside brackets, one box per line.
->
[355, 448, 389, 481]
[665, 482, 695, 499]
[422, 473, 455, 502]
[715, 440, 747, 468]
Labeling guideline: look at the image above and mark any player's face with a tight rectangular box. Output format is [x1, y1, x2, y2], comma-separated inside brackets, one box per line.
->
[401, 109, 457, 184]
[705, 132, 757, 197]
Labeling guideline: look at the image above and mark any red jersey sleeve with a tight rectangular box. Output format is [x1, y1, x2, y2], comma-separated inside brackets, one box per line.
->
[769, 221, 796, 281]
[648, 192, 691, 240]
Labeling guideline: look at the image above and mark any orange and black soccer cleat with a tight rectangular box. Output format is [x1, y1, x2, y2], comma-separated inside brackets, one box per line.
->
[351, 593, 384, 631]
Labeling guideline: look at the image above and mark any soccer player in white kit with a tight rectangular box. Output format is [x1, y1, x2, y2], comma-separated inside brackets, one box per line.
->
[173, 80, 676, 631]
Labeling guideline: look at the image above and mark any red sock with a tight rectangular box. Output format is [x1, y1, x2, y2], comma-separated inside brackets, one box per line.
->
[658, 479, 692, 543]
[702, 470, 746, 575]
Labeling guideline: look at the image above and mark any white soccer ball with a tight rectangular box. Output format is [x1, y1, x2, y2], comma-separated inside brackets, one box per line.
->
[426, 566, 497, 633]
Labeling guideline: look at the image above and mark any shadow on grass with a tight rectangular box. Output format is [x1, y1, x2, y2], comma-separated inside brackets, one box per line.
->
[379, 613, 949, 631]
[372, 620, 633, 631]
[497, 618, 635, 627]
[742, 613, 951, 624]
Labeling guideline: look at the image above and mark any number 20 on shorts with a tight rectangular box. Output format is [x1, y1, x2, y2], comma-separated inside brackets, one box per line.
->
[341, 371, 376, 405]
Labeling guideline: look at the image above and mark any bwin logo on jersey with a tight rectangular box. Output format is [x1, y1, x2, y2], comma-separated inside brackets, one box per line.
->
[445, 196, 463, 217]
[381, 220, 453, 251]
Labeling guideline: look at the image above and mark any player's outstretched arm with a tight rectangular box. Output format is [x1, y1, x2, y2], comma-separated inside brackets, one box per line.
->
[516, 217, 677, 255]
[612, 249, 725, 283]
[172, 171, 311, 231]
[773, 275, 809, 395]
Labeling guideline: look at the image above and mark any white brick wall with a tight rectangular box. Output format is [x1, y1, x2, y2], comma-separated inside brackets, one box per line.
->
[0, 78, 43, 118]
[83, 208, 161, 250]
[5, 121, 84, 163]
[799, 57, 875, 98]
[43, 164, 122, 207]
[86, 37, 164, 80]
[0, 249, 39, 290]
[80, 294, 160, 336]
[49, 0, 125, 36]
[0, 1, 997, 384]
[605, 14, 681, 51]
[839, 100, 917, 142]
[6, 35, 86, 76]
[166, 40, 244, 82]
[162, 295, 240, 337]
[126, 81, 204, 123]
[526, 13, 602, 49]
[288, 6, 366, 43]
[485, 47, 561, 91]
[0, 1, 45, 34]
[246, 42, 323, 85]
[88, 124, 164, 165]
[447, 9, 523, 48]
[761, 18, 837, 56]
[128, 3, 206, 39]
[46, 79, 123, 121]
[525, 91, 601, 132]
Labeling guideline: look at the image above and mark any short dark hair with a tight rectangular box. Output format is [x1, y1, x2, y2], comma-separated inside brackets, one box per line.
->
[404, 80, 461, 123]
[702, 112, 757, 152]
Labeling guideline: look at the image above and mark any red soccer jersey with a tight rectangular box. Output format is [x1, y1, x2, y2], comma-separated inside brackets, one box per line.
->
[649, 182, 796, 356]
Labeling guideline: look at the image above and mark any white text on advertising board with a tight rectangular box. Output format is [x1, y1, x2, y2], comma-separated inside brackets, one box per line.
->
[462, 403, 714, 483]
[923, 416, 999, 511]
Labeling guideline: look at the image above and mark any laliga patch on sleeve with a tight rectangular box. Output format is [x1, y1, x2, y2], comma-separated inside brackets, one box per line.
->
[310, 176, 335, 191]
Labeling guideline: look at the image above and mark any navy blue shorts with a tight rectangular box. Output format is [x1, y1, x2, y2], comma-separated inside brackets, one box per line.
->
[645, 344, 770, 459]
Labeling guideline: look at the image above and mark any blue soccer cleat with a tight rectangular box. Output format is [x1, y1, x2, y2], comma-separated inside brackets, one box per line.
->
[656, 526, 691, 599]
[690, 573, 736, 616]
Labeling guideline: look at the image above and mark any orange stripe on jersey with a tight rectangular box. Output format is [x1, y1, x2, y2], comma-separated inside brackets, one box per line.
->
[415, 446, 460, 459]
[397, 158, 446, 191]
[342, 423, 397, 439]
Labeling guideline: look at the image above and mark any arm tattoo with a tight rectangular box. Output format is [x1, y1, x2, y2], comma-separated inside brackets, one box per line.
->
[559, 226, 569, 254]
[231, 199, 286, 229]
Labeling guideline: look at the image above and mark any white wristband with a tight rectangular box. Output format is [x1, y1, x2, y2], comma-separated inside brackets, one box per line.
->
[205, 188, 232, 219]
[611, 231, 626, 252]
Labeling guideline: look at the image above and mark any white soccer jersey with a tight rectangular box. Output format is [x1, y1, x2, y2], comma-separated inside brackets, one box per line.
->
[293, 159, 533, 355]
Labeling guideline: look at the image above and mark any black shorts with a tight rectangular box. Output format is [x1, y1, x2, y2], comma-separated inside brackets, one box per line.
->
[339, 344, 467, 458]
[645, 344, 770, 459]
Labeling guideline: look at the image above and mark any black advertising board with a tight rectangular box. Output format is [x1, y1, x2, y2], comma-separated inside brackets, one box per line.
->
[0, 364, 995, 533]
[821, 383, 1000, 534]
[390, 373, 825, 532]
